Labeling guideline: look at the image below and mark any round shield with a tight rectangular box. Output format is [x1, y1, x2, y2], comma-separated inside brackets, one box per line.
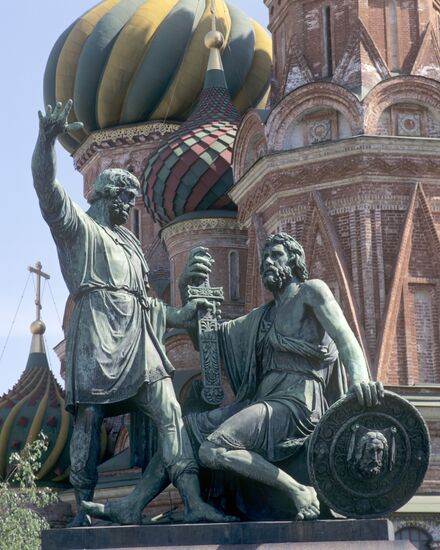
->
[307, 390, 430, 519]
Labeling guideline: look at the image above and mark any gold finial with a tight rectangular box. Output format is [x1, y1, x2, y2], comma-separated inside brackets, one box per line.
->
[211, 0, 216, 31]
[28, 262, 50, 336]
[205, 0, 224, 50]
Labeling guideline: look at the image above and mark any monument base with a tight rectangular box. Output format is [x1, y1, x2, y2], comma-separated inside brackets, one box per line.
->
[41, 519, 415, 550]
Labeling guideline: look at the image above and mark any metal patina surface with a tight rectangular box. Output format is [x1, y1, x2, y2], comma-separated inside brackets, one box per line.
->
[308, 390, 430, 518]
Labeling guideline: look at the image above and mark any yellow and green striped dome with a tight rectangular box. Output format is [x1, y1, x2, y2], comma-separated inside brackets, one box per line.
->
[44, 0, 272, 153]
[0, 353, 72, 483]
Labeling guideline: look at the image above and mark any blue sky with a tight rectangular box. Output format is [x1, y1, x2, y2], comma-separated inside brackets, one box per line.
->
[0, 1, 270, 395]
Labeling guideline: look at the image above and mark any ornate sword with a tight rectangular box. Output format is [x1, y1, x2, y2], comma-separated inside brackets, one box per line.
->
[187, 250, 225, 406]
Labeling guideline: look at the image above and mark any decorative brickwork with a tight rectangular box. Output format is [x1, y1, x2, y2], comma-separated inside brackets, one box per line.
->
[265, 0, 439, 101]
[233, 3, 440, 510]
[73, 122, 180, 171]
[232, 111, 268, 182]
[363, 76, 440, 134]
[265, 82, 363, 152]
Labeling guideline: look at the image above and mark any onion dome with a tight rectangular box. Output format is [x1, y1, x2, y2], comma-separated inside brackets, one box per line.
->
[43, 0, 272, 153]
[143, 2, 242, 225]
[0, 263, 72, 483]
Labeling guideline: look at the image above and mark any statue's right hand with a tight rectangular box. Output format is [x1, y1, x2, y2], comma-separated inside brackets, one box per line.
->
[179, 246, 214, 295]
[38, 99, 83, 143]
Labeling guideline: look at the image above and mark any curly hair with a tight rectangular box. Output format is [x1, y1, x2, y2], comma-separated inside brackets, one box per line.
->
[90, 168, 140, 203]
[260, 233, 309, 282]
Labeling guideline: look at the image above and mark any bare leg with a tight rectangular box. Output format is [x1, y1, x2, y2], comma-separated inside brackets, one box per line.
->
[68, 405, 104, 527]
[199, 441, 320, 520]
[82, 452, 170, 524]
[174, 471, 238, 523]
[144, 380, 237, 523]
[83, 380, 239, 525]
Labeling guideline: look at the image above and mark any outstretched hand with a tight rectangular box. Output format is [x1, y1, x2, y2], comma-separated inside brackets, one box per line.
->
[38, 99, 83, 143]
[348, 380, 384, 408]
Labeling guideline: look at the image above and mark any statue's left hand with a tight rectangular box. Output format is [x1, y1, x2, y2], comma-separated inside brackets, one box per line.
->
[348, 380, 384, 407]
[179, 298, 221, 326]
[38, 99, 83, 143]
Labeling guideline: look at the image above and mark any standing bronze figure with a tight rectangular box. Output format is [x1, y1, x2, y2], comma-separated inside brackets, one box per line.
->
[32, 100, 233, 527]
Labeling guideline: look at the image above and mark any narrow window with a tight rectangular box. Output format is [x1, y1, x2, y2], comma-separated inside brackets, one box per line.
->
[229, 251, 240, 302]
[323, 6, 333, 78]
[132, 208, 140, 241]
[170, 259, 175, 305]
[388, 0, 399, 72]
[412, 286, 438, 383]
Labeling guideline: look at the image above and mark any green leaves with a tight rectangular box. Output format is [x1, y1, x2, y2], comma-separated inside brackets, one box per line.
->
[0, 434, 58, 550]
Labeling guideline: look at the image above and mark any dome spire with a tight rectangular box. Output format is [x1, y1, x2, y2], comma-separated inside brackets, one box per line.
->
[204, 0, 227, 88]
[0, 261, 72, 481]
[27, 262, 50, 362]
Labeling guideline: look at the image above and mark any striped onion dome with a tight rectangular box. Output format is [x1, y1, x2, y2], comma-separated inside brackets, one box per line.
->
[0, 321, 72, 483]
[43, 0, 272, 153]
[143, 10, 242, 225]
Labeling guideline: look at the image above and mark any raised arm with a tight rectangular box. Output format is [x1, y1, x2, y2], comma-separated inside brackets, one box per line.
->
[305, 279, 384, 406]
[31, 100, 83, 217]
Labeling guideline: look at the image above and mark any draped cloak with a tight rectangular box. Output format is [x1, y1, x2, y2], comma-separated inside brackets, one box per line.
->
[186, 302, 347, 462]
[37, 181, 173, 413]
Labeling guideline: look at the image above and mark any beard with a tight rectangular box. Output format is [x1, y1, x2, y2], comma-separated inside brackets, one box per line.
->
[109, 198, 130, 225]
[262, 265, 294, 292]
[358, 458, 383, 478]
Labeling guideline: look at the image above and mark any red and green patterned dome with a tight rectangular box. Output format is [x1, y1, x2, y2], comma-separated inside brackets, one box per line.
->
[143, 75, 240, 225]
[143, 15, 244, 225]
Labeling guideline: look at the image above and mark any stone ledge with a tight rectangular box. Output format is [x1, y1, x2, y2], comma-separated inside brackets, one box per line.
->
[42, 519, 395, 550]
[84, 544, 415, 550]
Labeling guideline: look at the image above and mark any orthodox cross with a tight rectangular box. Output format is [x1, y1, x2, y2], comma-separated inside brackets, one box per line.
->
[187, 250, 225, 406]
[28, 261, 50, 322]
[211, 0, 216, 28]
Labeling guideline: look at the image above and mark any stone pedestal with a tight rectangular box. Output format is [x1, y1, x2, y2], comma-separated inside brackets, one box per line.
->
[41, 519, 416, 550]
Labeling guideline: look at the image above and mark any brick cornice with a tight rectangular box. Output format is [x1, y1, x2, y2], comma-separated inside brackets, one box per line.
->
[73, 121, 180, 171]
[161, 216, 243, 242]
[230, 136, 440, 225]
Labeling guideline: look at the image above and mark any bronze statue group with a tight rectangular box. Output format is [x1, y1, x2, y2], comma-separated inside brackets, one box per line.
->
[32, 100, 386, 527]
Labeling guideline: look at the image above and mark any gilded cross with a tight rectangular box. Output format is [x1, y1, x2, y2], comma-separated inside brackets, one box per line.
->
[28, 261, 50, 321]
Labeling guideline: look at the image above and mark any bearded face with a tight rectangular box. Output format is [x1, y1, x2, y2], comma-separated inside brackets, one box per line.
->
[356, 434, 386, 478]
[109, 188, 137, 226]
[261, 243, 295, 292]
[262, 264, 294, 291]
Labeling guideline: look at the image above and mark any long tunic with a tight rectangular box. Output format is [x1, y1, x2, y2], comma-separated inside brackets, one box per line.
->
[37, 181, 173, 412]
[186, 302, 347, 461]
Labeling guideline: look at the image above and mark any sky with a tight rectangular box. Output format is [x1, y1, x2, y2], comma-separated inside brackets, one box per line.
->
[0, 1, 270, 395]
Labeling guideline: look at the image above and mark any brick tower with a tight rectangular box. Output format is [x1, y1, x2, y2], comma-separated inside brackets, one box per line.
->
[230, 0, 440, 533]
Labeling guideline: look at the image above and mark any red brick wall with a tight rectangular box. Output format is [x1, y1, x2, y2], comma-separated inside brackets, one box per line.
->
[268, 0, 434, 99]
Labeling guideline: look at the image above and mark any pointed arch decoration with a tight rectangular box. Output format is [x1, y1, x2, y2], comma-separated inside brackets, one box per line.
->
[376, 184, 440, 380]
[376, 185, 417, 381]
[302, 191, 371, 372]
[244, 225, 260, 311]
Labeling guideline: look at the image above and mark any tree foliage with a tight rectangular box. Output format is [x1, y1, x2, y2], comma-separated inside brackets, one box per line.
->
[0, 434, 58, 550]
